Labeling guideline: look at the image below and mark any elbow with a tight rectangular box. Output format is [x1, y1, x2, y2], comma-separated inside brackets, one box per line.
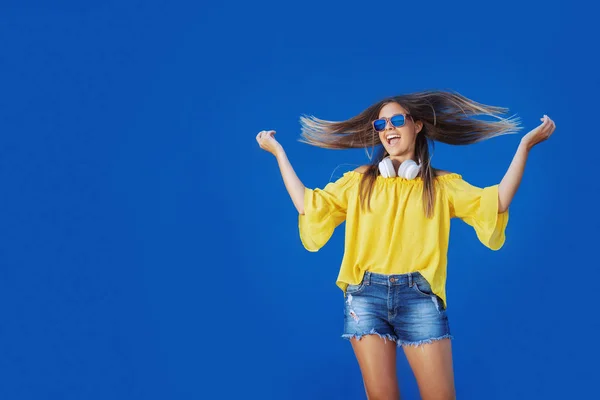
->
[498, 202, 508, 213]
[497, 192, 509, 214]
[297, 189, 306, 215]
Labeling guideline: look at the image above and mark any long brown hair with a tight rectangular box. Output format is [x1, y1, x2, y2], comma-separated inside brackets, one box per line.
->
[298, 90, 522, 218]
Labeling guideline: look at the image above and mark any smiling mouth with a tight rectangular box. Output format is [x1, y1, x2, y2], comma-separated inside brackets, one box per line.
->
[386, 134, 401, 145]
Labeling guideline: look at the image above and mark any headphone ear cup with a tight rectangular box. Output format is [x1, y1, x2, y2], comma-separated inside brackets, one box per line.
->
[398, 160, 420, 180]
[378, 157, 396, 178]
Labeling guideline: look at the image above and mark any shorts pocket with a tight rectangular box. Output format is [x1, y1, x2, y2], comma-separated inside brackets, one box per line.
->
[412, 275, 446, 311]
[412, 276, 434, 297]
[345, 277, 366, 295]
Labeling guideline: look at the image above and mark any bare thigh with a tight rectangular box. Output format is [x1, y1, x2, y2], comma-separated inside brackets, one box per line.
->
[402, 338, 455, 400]
[350, 335, 400, 400]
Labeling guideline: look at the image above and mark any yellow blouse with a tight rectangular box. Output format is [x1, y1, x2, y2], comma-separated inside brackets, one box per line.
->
[298, 171, 509, 309]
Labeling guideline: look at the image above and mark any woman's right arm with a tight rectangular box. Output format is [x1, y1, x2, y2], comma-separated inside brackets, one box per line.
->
[256, 130, 306, 214]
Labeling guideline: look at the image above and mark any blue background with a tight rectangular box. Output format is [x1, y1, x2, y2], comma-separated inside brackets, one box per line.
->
[1, 1, 598, 399]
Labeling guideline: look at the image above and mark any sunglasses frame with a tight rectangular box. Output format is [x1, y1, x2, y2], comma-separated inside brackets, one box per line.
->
[372, 113, 412, 132]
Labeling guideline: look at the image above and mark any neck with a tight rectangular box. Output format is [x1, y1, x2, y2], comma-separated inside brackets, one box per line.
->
[388, 152, 417, 169]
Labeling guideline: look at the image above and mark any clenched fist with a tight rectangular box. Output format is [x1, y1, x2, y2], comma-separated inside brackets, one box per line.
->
[521, 115, 556, 150]
[256, 130, 284, 157]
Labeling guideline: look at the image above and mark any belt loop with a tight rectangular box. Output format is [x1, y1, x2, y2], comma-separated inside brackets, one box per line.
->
[408, 273, 413, 287]
[365, 271, 371, 285]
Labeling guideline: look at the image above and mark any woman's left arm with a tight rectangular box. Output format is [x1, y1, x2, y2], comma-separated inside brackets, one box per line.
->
[498, 115, 556, 213]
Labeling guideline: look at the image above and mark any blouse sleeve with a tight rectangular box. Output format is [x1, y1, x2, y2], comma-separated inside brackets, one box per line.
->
[298, 172, 355, 252]
[444, 177, 509, 250]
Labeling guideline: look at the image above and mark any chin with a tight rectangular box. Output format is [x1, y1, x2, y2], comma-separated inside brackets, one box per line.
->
[386, 148, 407, 157]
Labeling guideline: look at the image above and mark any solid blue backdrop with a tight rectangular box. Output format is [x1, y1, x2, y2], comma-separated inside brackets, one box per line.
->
[1, 0, 598, 399]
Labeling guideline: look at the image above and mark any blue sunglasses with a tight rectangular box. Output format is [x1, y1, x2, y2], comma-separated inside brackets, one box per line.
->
[372, 113, 412, 132]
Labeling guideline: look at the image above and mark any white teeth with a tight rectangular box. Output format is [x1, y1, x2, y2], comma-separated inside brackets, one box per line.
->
[387, 134, 401, 144]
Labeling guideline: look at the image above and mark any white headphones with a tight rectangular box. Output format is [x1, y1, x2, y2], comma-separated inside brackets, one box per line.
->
[378, 157, 421, 180]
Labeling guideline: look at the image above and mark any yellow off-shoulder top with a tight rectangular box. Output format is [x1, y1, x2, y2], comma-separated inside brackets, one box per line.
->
[298, 171, 508, 309]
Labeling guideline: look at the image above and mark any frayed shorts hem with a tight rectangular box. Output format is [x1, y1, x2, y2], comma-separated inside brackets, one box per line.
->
[397, 333, 454, 347]
[341, 330, 454, 347]
[341, 328, 398, 344]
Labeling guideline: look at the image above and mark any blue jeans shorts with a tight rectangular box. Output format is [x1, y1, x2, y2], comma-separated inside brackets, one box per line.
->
[342, 271, 453, 347]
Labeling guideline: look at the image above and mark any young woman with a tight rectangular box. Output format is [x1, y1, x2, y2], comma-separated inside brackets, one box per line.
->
[256, 90, 555, 400]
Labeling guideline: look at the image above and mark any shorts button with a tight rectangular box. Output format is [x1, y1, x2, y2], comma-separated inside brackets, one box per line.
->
[389, 277, 396, 283]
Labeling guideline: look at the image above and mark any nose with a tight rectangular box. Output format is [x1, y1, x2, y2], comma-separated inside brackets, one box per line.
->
[385, 119, 395, 130]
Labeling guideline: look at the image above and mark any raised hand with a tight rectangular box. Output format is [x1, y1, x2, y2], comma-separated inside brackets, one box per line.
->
[521, 115, 556, 150]
[256, 130, 284, 157]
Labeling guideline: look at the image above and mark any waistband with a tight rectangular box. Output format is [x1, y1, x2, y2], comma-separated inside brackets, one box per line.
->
[361, 270, 426, 286]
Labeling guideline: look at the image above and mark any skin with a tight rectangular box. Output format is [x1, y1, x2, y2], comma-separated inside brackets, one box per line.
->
[498, 113, 556, 212]
[256, 103, 556, 399]
[376, 102, 424, 172]
[353, 103, 457, 399]
[255, 102, 556, 214]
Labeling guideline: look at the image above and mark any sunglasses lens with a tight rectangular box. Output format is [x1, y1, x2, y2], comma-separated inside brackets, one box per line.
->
[390, 115, 406, 127]
[373, 119, 386, 131]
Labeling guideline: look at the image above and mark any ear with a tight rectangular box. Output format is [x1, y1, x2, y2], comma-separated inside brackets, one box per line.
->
[415, 120, 423, 134]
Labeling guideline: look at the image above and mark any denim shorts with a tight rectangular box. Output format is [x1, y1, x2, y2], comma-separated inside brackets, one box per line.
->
[342, 271, 453, 347]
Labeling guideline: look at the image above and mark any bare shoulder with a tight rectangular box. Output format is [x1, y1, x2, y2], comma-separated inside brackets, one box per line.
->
[354, 165, 370, 174]
[433, 169, 453, 177]
[352, 165, 454, 176]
